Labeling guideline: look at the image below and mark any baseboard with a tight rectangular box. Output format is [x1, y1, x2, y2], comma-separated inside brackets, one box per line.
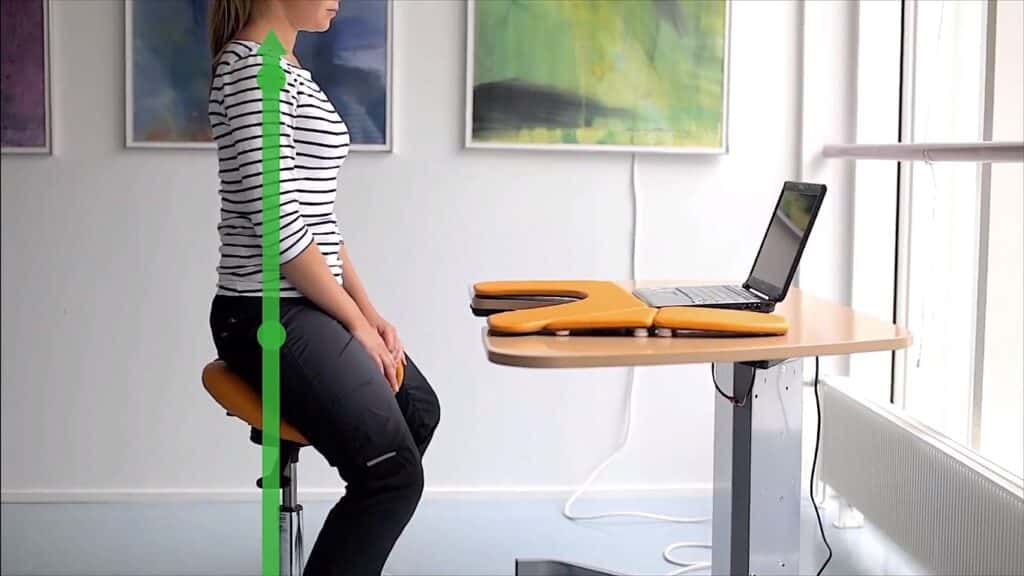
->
[1, 483, 712, 504]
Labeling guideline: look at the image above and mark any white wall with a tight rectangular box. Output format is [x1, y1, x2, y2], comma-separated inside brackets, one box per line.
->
[1, 0, 807, 499]
[799, 0, 858, 378]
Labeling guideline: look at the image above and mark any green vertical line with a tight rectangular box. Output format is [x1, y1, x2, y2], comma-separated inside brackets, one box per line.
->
[256, 30, 287, 576]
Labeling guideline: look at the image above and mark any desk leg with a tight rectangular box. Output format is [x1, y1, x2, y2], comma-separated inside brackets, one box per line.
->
[712, 360, 803, 575]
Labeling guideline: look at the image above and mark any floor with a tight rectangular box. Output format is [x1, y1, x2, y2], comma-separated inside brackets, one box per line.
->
[2, 492, 927, 576]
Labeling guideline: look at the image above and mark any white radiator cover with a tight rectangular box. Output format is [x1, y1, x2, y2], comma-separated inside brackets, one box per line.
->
[820, 380, 1024, 575]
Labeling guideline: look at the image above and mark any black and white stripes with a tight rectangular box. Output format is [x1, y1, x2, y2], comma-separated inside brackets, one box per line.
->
[210, 40, 349, 297]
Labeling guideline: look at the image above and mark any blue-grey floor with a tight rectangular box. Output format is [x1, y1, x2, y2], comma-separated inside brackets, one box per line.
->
[2, 493, 925, 576]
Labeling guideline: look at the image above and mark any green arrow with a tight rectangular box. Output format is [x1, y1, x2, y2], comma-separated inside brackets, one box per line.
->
[256, 29, 287, 576]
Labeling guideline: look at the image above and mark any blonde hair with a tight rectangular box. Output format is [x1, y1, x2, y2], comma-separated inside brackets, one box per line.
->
[209, 0, 253, 62]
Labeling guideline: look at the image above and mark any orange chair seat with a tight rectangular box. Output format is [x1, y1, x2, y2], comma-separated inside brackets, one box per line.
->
[202, 360, 309, 445]
[202, 359, 406, 446]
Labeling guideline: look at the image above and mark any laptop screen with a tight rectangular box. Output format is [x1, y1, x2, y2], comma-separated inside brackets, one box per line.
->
[745, 183, 826, 301]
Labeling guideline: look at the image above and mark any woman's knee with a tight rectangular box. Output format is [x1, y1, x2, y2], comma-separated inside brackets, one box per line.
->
[422, 384, 441, 436]
[396, 359, 442, 455]
[357, 439, 424, 503]
[405, 454, 425, 501]
[409, 386, 440, 456]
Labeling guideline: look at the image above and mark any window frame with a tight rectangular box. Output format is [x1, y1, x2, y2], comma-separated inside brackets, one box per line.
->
[826, 0, 1022, 452]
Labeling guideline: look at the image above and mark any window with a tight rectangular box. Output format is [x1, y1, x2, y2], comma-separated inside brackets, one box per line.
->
[902, 0, 987, 448]
[978, 0, 1023, 480]
[849, 0, 1023, 479]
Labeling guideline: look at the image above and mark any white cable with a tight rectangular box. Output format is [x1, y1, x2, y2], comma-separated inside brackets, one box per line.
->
[663, 542, 713, 576]
[561, 154, 711, 576]
[632, 152, 639, 280]
[561, 371, 705, 524]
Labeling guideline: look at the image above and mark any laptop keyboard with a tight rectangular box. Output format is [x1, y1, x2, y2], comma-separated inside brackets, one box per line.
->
[676, 285, 761, 304]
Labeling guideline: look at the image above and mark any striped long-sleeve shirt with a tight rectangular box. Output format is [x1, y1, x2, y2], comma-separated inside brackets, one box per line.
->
[209, 39, 349, 297]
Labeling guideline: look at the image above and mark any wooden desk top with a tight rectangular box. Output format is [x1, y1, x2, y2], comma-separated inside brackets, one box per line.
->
[481, 284, 911, 369]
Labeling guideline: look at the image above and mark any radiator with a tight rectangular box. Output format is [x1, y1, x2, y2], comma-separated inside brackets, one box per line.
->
[820, 379, 1024, 575]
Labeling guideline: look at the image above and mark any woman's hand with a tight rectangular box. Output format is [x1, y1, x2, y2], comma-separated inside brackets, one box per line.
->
[352, 322, 401, 392]
[367, 313, 406, 368]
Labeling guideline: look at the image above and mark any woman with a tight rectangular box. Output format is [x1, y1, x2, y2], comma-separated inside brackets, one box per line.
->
[206, 1, 440, 574]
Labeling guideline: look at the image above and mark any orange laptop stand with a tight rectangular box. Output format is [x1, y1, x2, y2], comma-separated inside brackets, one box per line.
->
[473, 280, 788, 336]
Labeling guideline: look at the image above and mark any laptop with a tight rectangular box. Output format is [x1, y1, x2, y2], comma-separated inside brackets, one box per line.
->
[633, 181, 827, 313]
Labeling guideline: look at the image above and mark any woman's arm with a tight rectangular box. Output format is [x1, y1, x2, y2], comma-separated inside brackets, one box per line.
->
[283, 246, 371, 333]
[281, 247, 401, 391]
[338, 243, 379, 321]
[340, 243, 406, 365]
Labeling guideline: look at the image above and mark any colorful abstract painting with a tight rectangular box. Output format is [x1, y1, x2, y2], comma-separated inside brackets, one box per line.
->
[1, 0, 50, 153]
[467, 0, 728, 153]
[295, 0, 390, 149]
[127, 0, 391, 149]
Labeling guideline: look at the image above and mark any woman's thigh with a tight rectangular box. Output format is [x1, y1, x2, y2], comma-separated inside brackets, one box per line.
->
[211, 296, 419, 485]
[278, 301, 421, 481]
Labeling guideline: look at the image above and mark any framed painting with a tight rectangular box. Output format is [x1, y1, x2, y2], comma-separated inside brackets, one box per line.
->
[295, 0, 392, 151]
[125, 0, 393, 151]
[1, 0, 52, 154]
[466, 0, 730, 154]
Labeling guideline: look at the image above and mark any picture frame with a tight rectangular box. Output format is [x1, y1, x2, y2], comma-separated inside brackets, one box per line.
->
[1, 0, 52, 155]
[464, 0, 731, 155]
[124, 0, 394, 151]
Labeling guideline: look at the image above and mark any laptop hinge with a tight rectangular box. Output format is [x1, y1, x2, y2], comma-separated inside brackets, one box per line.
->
[747, 286, 770, 300]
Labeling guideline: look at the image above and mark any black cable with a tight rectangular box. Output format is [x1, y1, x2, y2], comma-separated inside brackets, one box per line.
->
[810, 356, 832, 575]
[712, 359, 832, 574]
[710, 364, 756, 407]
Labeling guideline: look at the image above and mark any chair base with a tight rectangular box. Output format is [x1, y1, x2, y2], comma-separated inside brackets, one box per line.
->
[250, 428, 306, 576]
[281, 499, 304, 576]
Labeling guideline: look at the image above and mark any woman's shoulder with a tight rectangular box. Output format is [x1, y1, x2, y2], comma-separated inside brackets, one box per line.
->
[213, 40, 263, 76]
[211, 40, 306, 99]
[214, 40, 307, 74]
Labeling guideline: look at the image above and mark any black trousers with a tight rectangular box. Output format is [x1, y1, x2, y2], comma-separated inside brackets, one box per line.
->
[209, 295, 441, 576]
